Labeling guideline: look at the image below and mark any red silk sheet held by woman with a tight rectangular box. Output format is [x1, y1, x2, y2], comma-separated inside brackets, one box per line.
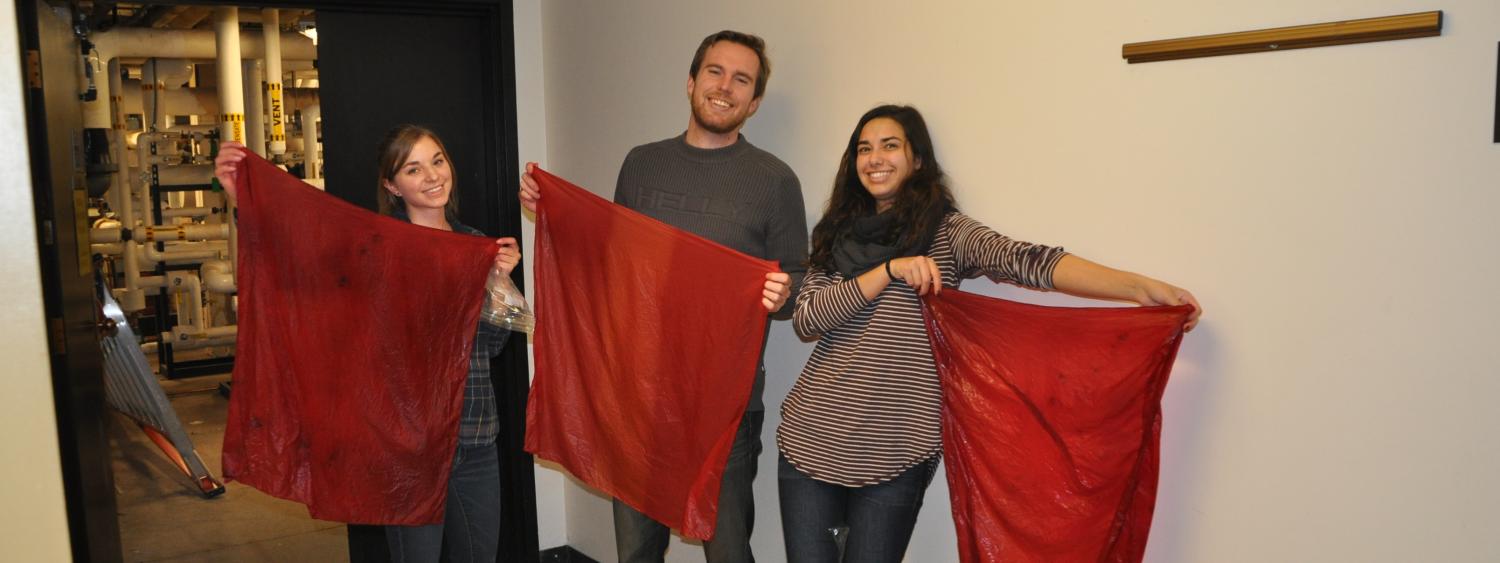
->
[221, 152, 498, 525]
[922, 290, 1192, 563]
[524, 168, 776, 540]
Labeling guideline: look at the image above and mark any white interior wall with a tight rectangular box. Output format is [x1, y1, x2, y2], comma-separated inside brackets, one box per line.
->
[512, 0, 570, 550]
[0, 3, 74, 561]
[524, 1, 1500, 561]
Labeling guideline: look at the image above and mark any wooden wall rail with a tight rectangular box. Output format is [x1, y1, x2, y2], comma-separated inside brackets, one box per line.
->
[1123, 11, 1443, 64]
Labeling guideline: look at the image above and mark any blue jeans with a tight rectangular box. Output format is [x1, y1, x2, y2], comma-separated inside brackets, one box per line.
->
[613, 410, 764, 563]
[385, 442, 501, 563]
[777, 453, 938, 563]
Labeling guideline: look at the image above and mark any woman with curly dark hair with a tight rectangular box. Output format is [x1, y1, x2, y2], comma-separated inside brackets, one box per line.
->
[777, 104, 1201, 562]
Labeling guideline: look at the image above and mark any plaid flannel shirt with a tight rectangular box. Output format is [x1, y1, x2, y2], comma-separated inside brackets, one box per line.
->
[393, 210, 509, 446]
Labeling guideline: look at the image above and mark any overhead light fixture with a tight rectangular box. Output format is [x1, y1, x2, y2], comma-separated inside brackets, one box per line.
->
[298, 27, 317, 46]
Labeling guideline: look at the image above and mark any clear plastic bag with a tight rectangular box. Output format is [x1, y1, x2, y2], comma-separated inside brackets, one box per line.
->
[480, 268, 534, 333]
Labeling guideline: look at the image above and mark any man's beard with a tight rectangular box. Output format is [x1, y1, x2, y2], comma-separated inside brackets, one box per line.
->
[691, 100, 747, 135]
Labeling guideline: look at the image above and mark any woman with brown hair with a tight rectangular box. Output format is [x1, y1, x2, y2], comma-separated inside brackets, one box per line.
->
[215, 124, 519, 563]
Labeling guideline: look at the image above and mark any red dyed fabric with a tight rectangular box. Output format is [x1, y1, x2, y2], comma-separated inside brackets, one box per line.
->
[922, 290, 1192, 563]
[222, 152, 497, 525]
[524, 168, 775, 540]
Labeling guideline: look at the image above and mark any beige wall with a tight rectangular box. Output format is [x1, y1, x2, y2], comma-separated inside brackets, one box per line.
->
[528, 1, 1500, 561]
[0, 2, 75, 561]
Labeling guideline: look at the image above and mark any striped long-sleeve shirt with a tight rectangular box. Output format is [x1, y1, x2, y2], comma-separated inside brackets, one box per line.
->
[776, 211, 1067, 486]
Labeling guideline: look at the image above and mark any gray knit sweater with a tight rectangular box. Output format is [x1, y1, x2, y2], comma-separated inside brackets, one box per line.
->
[614, 133, 809, 411]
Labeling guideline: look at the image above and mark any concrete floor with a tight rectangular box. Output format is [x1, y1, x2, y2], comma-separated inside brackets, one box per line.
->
[110, 374, 349, 562]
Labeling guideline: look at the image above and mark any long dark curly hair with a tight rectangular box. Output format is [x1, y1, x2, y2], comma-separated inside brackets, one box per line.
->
[808, 105, 955, 270]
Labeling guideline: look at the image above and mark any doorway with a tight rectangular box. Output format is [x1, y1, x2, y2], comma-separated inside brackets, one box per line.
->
[18, 1, 535, 561]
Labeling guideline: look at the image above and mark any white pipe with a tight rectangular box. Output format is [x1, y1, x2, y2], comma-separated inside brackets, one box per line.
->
[168, 316, 239, 350]
[141, 60, 168, 131]
[107, 61, 135, 246]
[143, 154, 207, 167]
[214, 8, 246, 144]
[242, 59, 265, 156]
[92, 28, 317, 62]
[301, 104, 321, 181]
[120, 193, 145, 311]
[166, 272, 204, 336]
[104, 58, 127, 217]
[202, 326, 238, 338]
[263, 9, 287, 157]
[119, 69, 145, 311]
[136, 243, 227, 267]
[138, 130, 190, 144]
[156, 164, 213, 186]
[162, 205, 220, 219]
[201, 260, 236, 293]
[168, 334, 238, 351]
[133, 223, 231, 243]
[90, 226, 122, 243]
[122, 85, 220, 123]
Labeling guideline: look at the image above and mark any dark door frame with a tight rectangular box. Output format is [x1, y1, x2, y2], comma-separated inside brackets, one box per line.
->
[17, 1, 535, 561]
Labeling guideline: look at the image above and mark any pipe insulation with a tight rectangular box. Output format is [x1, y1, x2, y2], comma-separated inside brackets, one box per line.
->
[243, 59, 266, 155]
[83, 25, 314, 129]
[128, 85, 218, 119]
[162, 205, 221, 219]
[94, 28, 316, 61]
[263, 9, 287, 156]
[135, 223, 231, 243]
[155, 164, 213, 186]
[106, 57, 141, 303]
[201, 260, 236, 293]
[302, 103, 321, 181]
[94, 223, 230, 245]
[137, 243, 227, 267]
[166, 272, 205, 337]
[214, 8, 245, 144]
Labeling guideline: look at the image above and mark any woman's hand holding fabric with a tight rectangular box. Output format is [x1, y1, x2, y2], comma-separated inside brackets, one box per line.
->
[889, 255, 942, 296]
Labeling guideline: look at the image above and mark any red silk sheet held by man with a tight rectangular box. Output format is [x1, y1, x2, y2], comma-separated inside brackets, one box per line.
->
[221, 152, 498, 525]
[922, 290, 1192, 563]
[524, 168, 776, 540]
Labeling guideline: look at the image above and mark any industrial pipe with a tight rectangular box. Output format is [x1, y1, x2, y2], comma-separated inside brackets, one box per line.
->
[214, 8, 245, 145]
[242, 59, 265, 156]
[92, 27, 317, 62]
[156, 164, 213, 186]
[201, 260, 236, 293]
[162, 205, 221, 219]
[166, 272, 204, 336]
[133, 223, 231, 243]
[263, 9, 287, 157]
[301, 104, 321, 181]
[137, 243, 227, 267]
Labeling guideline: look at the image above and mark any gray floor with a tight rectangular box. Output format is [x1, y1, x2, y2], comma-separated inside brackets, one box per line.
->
[110, 374, 350, 563]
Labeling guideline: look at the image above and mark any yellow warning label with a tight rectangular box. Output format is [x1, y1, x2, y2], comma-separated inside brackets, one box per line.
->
[223, 113, 245, 143]
[267, 82, 286, 142]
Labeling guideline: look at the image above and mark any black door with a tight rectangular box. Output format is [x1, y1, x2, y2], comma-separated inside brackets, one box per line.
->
[19, 0, 122, 561]
[317, 6, 536, 563]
